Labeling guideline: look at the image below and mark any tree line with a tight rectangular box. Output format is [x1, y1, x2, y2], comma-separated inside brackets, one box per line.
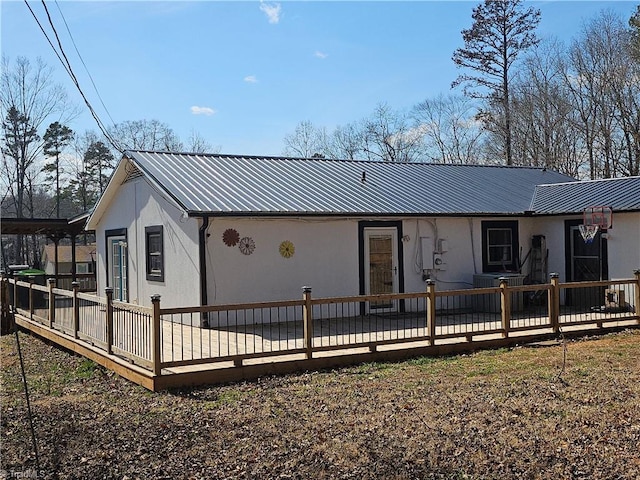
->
[283, 3, 640, 180]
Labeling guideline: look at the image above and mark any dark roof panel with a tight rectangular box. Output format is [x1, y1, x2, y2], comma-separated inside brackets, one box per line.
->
[530, 177, 640, 214]
[125, 151, 576, 216]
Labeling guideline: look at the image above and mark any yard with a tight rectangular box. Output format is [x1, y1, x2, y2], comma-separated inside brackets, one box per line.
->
[1, 329, 639, 479]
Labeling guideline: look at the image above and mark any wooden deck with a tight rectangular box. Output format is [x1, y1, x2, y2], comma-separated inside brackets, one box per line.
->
[5, 274, 639, 391]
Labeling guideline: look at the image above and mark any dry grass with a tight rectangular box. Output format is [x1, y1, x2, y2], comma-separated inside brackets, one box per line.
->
[1, 328, 639, 479]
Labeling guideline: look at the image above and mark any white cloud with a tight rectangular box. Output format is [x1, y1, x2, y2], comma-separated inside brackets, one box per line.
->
[260, 1, 281, 24]
[314, 51, 328, 59]
[244, 75, 258, 84]
[190, 106, 216, 116]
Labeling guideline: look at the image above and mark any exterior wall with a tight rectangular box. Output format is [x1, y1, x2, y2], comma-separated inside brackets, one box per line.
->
[605, 211, 640, 279]
[524, 212, 639, 282]
[204, 216, 532, 305]
[93, 177, 200, 307]
[204, 217, 361, 304]
[94, 194, 637, 314]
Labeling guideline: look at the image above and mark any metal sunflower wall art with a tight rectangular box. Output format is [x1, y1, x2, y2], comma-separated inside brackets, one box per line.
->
[222, 228, 240, 247]
[238, 237, 256, 255]
[279, 240, 295, 258]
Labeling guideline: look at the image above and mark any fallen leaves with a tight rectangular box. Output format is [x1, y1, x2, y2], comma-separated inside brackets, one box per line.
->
[1, 330, 639, 479]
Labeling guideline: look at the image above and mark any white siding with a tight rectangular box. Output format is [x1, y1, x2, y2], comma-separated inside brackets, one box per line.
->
[93, 177, 200, 308]
[606, 212, 640, 280]
[205, 218, 360, 303]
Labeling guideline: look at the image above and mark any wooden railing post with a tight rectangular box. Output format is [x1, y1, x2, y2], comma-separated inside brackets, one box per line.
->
[72, 281, 80, 339]
[47, 278, 56, 326]
[29, 277, 34, 327]
[426, 280, 436, 344]
[499, 277, 510, 338]
[105, 287, 114, 355]
[13, 278, 18, 314]
[634, 270, 640, 325]
[302, 286, 313, 359]
[0, 277, 11, 335]
[549, 273, 560, 333]
[151, 294, 162, 376]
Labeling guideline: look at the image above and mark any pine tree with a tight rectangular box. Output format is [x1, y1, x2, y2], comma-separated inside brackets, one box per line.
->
[84, 140, 114, 195]
[1, 106, 39, 218]
[452, 0, 541, 165]
[43, 121, 73, 217]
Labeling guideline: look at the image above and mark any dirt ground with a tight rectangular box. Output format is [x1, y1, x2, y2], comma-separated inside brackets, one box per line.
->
[1, 328, 639, 479]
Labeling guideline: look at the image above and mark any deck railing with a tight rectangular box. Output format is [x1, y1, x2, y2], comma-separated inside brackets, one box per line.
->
[2, 270, 639, 377]
[2, 278, 152, 368]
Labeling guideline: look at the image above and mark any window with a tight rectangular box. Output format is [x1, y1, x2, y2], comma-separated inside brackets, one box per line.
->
[481, 221, 519, 272]
[145, 226, 164, 282]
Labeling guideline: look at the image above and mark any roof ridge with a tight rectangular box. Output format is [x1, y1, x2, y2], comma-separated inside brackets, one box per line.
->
[125, 150, 558, 171]
[537, 175, 640, 187]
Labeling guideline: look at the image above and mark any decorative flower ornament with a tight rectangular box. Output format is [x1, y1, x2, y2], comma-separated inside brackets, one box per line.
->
[279, 240, 295, 258]
[222, 228, 240, 247]
[238, 237, 255, 255]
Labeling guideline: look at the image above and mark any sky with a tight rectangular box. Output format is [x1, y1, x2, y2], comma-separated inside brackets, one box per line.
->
[2, 0, 639, 157]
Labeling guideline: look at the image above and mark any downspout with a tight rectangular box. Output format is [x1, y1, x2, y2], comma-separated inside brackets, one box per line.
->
[199, 216, 209, 327]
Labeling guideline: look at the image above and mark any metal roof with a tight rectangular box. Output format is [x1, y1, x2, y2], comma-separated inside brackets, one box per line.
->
[530, 176, 640, 214]
[124, 150, 576, 216]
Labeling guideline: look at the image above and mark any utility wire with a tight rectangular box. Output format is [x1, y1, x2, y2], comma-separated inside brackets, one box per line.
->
[38, 0, 121, 151]
[23, 0, 123, 153]
[53, 0, 118, 128]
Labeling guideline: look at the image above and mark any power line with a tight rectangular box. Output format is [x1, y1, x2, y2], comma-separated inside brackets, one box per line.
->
[38, 0, 121, 152]
[22, 0, 123, 153]
[53, 0, 118, 128]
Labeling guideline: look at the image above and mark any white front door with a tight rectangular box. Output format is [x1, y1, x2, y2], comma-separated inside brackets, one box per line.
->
[364, 228, 399, 311]
[108, 237, 128, 302]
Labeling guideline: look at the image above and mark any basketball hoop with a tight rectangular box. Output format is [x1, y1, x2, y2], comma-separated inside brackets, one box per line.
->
[583, 206, 612, 229]
[578, 224, 599, 244]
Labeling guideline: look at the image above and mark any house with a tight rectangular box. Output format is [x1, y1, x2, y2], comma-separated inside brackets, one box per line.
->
[85, 151, 640, 325]
[42, 244, 96, 275]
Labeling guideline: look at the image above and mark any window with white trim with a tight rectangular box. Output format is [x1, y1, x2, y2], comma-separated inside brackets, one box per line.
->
[481, 221, 519, 272]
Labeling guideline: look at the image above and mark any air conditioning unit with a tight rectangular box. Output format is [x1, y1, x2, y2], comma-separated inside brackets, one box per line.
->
[472, 273, 525, 313]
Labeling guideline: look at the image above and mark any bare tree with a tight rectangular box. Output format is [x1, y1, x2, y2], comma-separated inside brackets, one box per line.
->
[508, 39, 584, 176]
[325, 122, 365, 160]
[566, 10, 638, 178]
[186, 130, 219, 154]
[452, 0, 541, 165]
[630, 5, 640, 62]
[109, 119, 184, 154]
[412, 94, 485, 164]
[283, 120, 326, 158]
[361, 103, 423, 162]
[0, 56, 76, 219]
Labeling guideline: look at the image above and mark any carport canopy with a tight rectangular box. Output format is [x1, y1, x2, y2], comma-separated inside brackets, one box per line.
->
[1, 214, 93, 280]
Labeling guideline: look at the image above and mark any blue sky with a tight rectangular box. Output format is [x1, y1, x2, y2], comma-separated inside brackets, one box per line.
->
[2, 1, 638, 156]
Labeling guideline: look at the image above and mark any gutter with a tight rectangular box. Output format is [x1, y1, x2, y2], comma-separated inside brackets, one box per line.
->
[199, 216, 210, 327]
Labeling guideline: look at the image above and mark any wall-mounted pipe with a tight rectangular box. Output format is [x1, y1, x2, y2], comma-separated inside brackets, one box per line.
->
[198, 216, 210, 327]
